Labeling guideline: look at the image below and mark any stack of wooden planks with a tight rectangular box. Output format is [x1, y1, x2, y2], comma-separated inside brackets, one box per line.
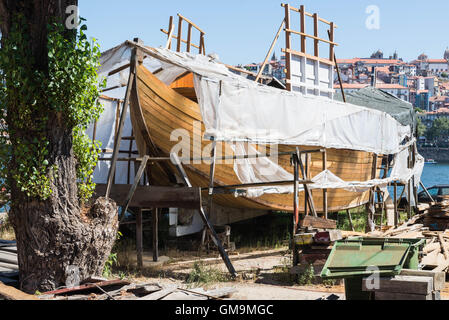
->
[424, 199, 449, 231]
[0, 240, 18, 286]
[361, 269, 444, 300]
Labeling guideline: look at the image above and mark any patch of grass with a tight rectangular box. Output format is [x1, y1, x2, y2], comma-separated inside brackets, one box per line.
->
[230, 212, 292, 252]
[331, 205, 410, 233]
[186, 262, 230, 287]
[0, 215, 15, 241]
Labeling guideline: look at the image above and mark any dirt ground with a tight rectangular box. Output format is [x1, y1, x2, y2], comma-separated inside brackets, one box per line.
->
[122, 247, 346, 300]
[116, 246, 449, 300]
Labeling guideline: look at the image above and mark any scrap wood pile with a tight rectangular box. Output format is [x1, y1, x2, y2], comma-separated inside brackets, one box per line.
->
[0, 240, 18, 286]
[35, 279, 237, 301]
[366, 207, 449, 274]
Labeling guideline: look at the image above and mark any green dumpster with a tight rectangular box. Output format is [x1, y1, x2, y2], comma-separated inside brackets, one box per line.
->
[320, 238, 425, 300]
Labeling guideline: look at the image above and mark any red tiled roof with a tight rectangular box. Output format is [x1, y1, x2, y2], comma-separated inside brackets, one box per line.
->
[376, 83, 408, 89]
[334, 83, 369, 89]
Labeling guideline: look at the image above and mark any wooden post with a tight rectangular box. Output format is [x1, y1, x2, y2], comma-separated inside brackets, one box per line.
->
[329, 22, 335, 62]
[121, 155, 149, 222]
[293, 154, 300, 231]
[297, 150, 317, 217]
[300, 5, 306, 54]
[327, 28, 346, 102]
[153, 208, 159, 262]
[420, 181, 435, 202]
[200, 32, 205, 55]
[347, 209, 355, 232]
[186, 23, 192, 53]
[176, 15, 183, 52]
[304, 154, 309, 216]
[106, 44, 138, 199]
[284, 4, 292, 91]
[322, 150, 328, 219]
[165, 16, 174, 50]
[313, 13, 319, 57]
[136, 208, 143, 268]
[394, 182, 398, 227]
[170, 153, 237, 277]
[366, 154, 378, 231]
[292, 154, 299, 267]
[255, 19, 285, 83]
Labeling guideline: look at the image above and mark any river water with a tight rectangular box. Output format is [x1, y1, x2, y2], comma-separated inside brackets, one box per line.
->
[420, 163, 449, 190]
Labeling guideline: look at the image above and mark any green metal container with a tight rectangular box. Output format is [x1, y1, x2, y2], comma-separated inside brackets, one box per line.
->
[320, 237, 425, 300]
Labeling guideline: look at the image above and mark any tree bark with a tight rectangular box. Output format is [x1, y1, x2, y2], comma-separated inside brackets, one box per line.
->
[0, 0, 119, 293]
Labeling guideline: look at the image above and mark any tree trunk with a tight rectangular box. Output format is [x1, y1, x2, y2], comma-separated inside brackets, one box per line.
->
[0, 0, 119, 293]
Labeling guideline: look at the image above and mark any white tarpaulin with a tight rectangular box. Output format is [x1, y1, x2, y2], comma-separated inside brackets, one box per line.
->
[86, 97, 138, 184]
[96, 42, 422, 196]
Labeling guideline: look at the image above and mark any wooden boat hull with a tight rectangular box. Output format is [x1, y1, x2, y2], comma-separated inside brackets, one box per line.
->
[129, 64, 379, 213]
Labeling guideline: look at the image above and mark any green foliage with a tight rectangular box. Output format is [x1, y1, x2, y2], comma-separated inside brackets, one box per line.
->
[426, 117, 449, 141]
[417, 117, 427, 138]
[296, 264, 314, 286]
[103, 252, 118, 278]
[0, 15, 104, 202]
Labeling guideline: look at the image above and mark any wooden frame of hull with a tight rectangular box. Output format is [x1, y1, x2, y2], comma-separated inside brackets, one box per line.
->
[129, 62, 380, 213]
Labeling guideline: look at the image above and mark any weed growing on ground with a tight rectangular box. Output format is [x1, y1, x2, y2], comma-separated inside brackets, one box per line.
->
[0, 215, 15, 240]
[186, 262, 229, 287]
[296, 264, 314, 286]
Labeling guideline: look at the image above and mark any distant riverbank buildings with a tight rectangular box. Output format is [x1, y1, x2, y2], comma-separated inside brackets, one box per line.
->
[234, 48, 449, 129]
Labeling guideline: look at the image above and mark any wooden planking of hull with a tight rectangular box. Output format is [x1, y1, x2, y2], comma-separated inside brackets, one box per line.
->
[130, 63, 379, 213]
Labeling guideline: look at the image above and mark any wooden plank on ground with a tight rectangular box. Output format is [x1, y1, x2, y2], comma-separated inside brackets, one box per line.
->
[138, 287, 178, 300]
[362, 276, 433, 295]
[95, 184, 201, 209]
[400, 269, 446, 291]
[0, 251, 18, 265]
[374, 291, 432, 300]
[300, 216, 336, 229]
[0, 282, 39, 300]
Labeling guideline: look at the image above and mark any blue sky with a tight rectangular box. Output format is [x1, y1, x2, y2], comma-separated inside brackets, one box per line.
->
[79, 0, 449, 65]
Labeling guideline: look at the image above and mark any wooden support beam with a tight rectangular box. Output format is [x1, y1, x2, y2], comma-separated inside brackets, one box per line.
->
[322, 150, 328, 219]
[297, 150, 317, 217]
[165, 16, 174, 50]
[136, 208, 143, 268]
[95, 184, 202, 210]
[293, 154, 300, 231]
[105, 45, 138, 199]
[153, 208, 159, 262]
[329, 22, 335, 62]
[284, 3, 292, 91]
[186, 23, 192, 53]
[178, 13, 206, 34]
[161, 29, 201, 50]
[176, 15, 183, 52]
[280, 3, 338, 28]
[300, 215, 337, 229]
[347, 209, 355, 232]
[313, 13, 319, 57]
[170, 153, 237, 277]
[420, 181, 435, 202]
[207, 141, 217, 218]
[256, 19, 285, 83]
[282, 48, 335, 66]
[200, 33, 206, 55]
[121, 156, 149, 223]
[300, 5, 306, 53]
[394, 182, 398, 227]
